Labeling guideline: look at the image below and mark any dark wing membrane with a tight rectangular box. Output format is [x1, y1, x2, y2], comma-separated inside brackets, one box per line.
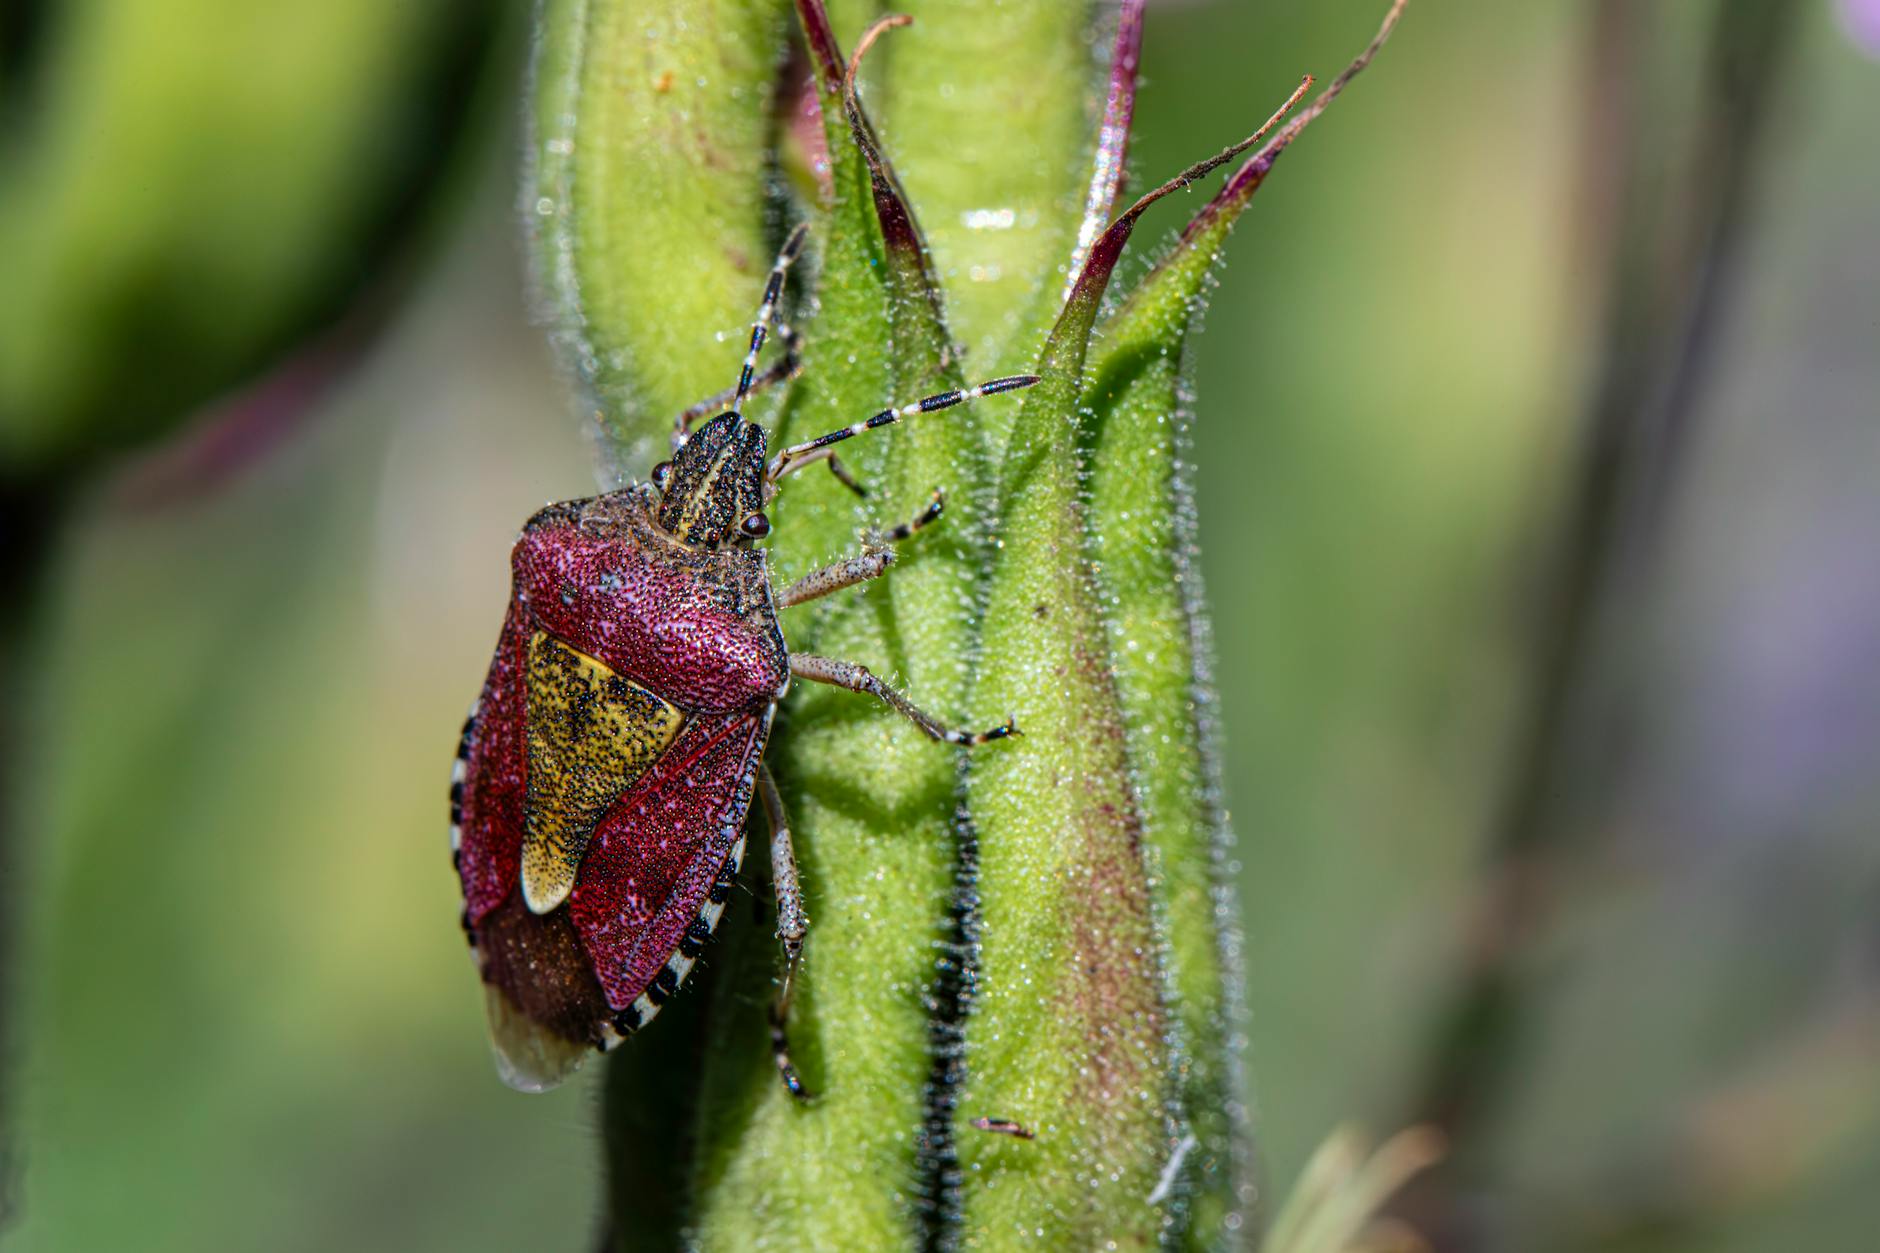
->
[569, 708, 770, 1014]
[473, 891, 610, 1091]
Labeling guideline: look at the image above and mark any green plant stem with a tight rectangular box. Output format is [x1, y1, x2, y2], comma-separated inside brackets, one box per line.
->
[686, 8, 984, 1248]
[532, 2, 1413, 1246]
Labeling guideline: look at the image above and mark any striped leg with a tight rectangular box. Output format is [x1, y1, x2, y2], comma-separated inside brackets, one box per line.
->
[672, 324, 802, 450]
[766, 374, 1040, 483]
[824, 453, 866, 497]
[668, 317, 861, 498]
[789, 653, 1018, 745]
[759, 766, 811, 1099]
[866, 488, 945, 546]
[735, 223, 810, 410]
[774, 491, 945, 611]
[768, 443, 869, 498]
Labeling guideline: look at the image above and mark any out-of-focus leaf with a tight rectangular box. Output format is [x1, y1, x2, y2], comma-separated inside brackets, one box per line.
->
[0, 0, 505, 479]
[1264, 1126, 1444, 1253]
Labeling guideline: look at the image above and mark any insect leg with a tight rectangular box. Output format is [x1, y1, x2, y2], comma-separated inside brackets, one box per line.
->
[776, 548, 895, 610]
[867, 488, 945, 545]
[735, 223, 811, 411]
[760, 442, 869, 499]
[672, 324, 803, 450]
[766, 374, 1040, 483]
[774, 491, 946, 610]
[825, 453, 866, 497]
[759, 765, 811, 1100]
[789, 653, 1018, 745]
[759, 766, 809, 967]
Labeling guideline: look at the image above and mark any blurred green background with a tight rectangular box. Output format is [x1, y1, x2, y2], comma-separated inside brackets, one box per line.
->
[5, 1, 1879, 1250]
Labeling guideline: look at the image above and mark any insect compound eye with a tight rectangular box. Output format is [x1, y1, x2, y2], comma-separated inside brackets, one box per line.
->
[739, 512, 771, 540]
[650, 461, 673, 491]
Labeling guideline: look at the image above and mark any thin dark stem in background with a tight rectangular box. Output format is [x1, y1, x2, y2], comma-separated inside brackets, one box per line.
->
[0, 486, 60, 1234]
[1403, 0, 1803, 1243]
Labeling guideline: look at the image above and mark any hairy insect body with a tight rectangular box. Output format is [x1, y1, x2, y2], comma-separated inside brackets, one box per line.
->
[458, 486, 785, 1088]
[519, 488, 788, 711]
[453, 224, 1037, 1093]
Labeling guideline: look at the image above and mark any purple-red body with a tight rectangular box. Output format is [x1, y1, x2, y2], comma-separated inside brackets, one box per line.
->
[453, 483, 787, 1087]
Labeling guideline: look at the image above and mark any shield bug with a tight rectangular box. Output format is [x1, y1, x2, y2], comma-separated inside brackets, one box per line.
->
[452, 223, 1036, 1093]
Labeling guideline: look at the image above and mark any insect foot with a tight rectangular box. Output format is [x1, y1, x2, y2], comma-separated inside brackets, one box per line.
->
[768, 997, 809, 1102]
[789, 654, 1019, 746]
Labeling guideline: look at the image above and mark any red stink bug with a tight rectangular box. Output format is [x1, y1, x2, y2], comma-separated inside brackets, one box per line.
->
[452, 223, 1037, 1092]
